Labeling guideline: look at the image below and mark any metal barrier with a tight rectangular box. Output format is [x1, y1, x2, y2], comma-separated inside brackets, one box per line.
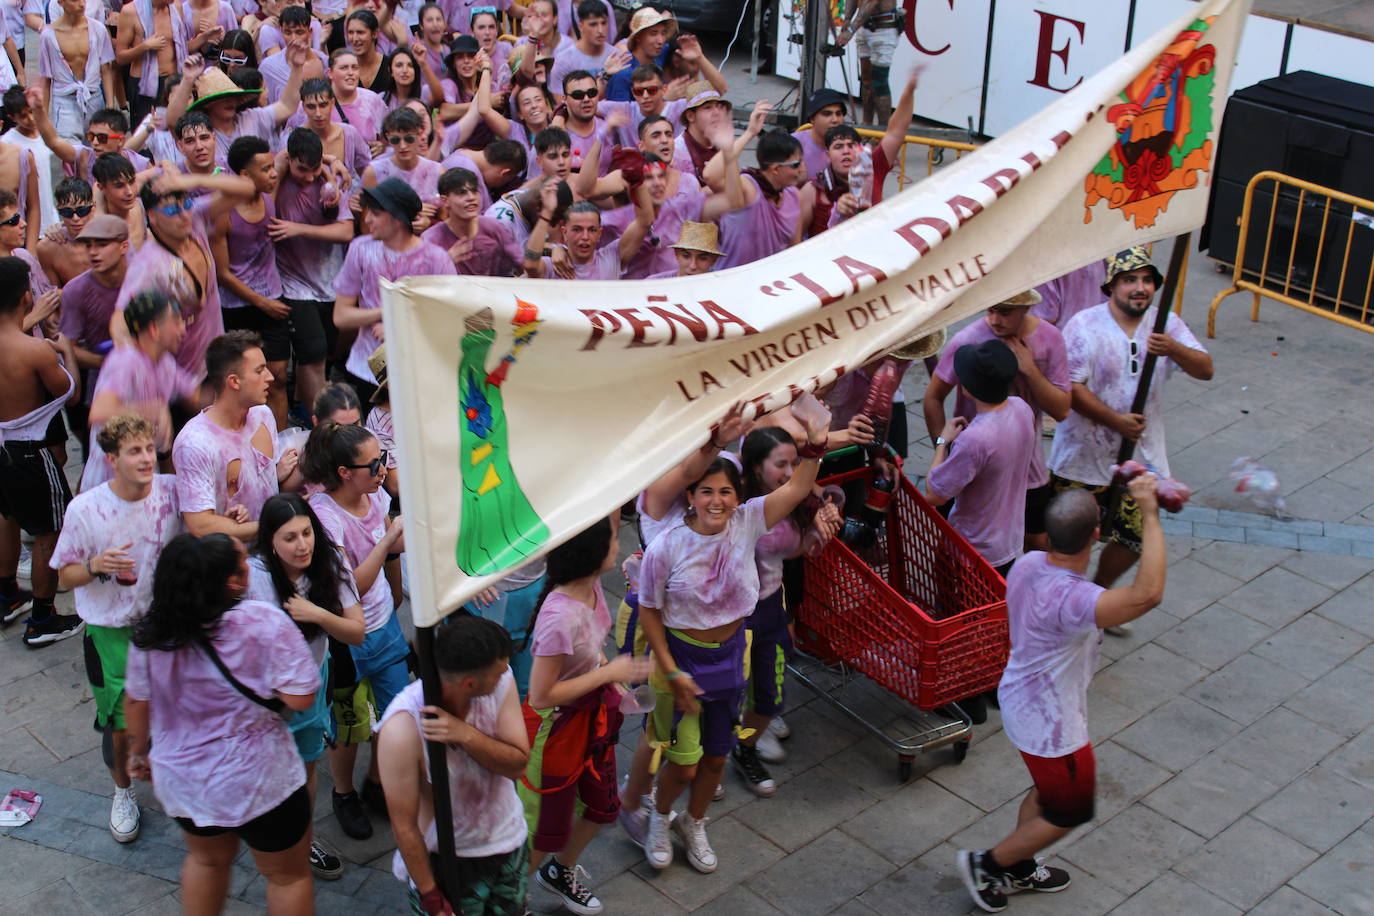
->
[798, 123, 980, 190]
[1207, 170, 1374, 338]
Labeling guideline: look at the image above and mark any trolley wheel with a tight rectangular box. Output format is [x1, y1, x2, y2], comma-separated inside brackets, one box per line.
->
[952, 740, 970, 764]
[898, 756, 914, 781]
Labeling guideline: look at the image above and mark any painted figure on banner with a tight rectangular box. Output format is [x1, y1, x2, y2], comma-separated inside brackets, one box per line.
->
[457, 302, 550, 576]
[1084, 17, 1217, 230]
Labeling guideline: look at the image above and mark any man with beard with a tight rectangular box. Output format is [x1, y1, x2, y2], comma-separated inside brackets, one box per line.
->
[925, 290, 1070, 553]
[559, 70, 612, 177]
[1047, 247, 1211, 615]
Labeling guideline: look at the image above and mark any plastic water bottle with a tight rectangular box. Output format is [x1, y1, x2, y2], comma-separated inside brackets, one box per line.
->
[849, 155, 870, 210]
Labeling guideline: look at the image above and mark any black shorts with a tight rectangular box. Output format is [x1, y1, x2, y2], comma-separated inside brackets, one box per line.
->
[0, 439, 73, 535]
[1024, 482, 1055, 536]
[43, 411, 67, 448]
[281, 299, 334, 366]
[224, 302, 330, 365]
[176, 784, 311, 852]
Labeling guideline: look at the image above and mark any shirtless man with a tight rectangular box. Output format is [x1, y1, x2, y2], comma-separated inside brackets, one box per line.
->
[837, 0, 902, 123]
[0, 137, 41, 249]
[0, 255, 85, 647]
[114, 0, 183, 129]
[36, 0, 118, 144]
[38, 176, 95, 285]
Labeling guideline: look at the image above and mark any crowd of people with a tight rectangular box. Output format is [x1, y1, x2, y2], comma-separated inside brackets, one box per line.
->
[0, 0, 1224, 913]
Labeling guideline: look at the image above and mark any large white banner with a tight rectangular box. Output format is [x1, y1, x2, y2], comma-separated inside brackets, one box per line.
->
[386, 0, 1250, 625]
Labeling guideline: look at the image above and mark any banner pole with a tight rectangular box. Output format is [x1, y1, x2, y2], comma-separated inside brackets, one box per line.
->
[1102, 232, 1192, 523]
[413, 623, 462, 903]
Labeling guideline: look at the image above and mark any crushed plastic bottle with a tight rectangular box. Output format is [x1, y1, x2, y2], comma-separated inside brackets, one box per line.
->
[1229, 457, 1286, 515]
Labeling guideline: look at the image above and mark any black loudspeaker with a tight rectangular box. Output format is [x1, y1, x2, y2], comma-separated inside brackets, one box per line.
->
[1203, 71, 1374, 311]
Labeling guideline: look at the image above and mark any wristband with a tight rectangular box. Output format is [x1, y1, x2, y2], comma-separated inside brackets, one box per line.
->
[88, 556, 110, 583]
[665, 669, 683, 680]
[537, 211, 555, 222]
[798, 440, 827, 460]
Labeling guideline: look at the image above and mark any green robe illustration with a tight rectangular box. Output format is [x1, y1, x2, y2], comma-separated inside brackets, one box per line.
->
[456, 307, 549, 576]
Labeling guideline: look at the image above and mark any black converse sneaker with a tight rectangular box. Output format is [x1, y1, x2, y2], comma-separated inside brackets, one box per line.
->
[956, 850, 1009, 913]
[731, 743, 777, 797]
[1003, 858, 1072, 894]
[536, 858, 603, 916]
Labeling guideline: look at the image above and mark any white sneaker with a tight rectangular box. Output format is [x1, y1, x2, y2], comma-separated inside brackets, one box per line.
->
[109, 787, 140, 843]
[671, 812, 717, 873]
[15, 546, 31, 582]
[643, 809, 673, 870]
[713, 782, 725, 801]
[768, 716, 790, 740]
[1104, 622, 1134, 637]
[755, 728, 787, 763]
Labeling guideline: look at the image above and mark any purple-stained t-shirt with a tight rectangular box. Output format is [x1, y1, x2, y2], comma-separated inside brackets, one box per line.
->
[791, 128, 828, 179]
[635, 489, 685, 549]
[79, 345, 200, 491]
[221, 196, 284, 310]
[64, 145, 151, 187]
[60, 268, 120, 404]
[540, 237, 620, 280]
[50, 475, 181, 627]
[335, 236, 456, 381]
[927, 397, 1037, 568]
[382, 675, 527, 869]
[1048, 304, 1205, 485]
[258, 18, 324, 55]
[259, 46, 328, 103]
[213, 106, 279, 167]
[997, 552, 1103, 758]
[755, 517, 799, 598]
[530, 582, 611, 682]
[718, 175, 800, 270]
[604, 189, 704, 279]
[274, 172, 353, 302]
[639, 496, 769, 630]
[554, 0, 612, 36]
[244, 553, 362, 668]
[13, 246, 51, 297]
[364, 405, 397, 468]
[548, 42, 612, 97]
[285, 89, 388, 145]
[442, 0, 511, 33]
[38, 18, 114, 110]
[370, 155, 443, 203]
[172, 404, 281, 521]
[309, 488, 393, 632]
[565, 117, 613, 175]
[124, 599, 319, 826]
[438, 149, 492, 211]
[601, 99, 687, 148]
[1032, 260, 1107, 329]
[935, 318, 1068, 488]
[422, 217, 522, 278]
[117, 196, 222, 380]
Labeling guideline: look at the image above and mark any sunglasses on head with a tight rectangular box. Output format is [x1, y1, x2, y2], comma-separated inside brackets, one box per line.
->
[0, 212, 20, 227]
[87, 131, 125, 144]
[153, 198, 194, 217]
[567, 87, 598, 100]
[469, 4, 496, 13]
[387, 133, 418, 145]
[58, 204, 94, 219]
[346, 450, 389, 476]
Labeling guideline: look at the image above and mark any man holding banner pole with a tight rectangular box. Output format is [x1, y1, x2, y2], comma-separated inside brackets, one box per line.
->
[1047, 246, 1212, 629]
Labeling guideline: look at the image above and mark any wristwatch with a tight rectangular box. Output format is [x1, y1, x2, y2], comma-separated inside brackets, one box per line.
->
[934, 436, 947, 448]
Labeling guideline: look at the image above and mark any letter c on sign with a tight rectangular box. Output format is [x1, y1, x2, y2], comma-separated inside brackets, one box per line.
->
[904, 0, 953, 56]
[1027, 10, 1085, 93]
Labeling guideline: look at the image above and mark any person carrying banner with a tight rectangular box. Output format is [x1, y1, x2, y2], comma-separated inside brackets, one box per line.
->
[377, 614, 531, 916]
[519, 516, 653, 915]
[636, 402, 830, 874]
[956, 478, 1166, 913]
[1046, 247, 1211, 631]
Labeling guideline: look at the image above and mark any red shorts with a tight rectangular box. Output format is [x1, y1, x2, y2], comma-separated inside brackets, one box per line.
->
[1019, 743, 1096, 828]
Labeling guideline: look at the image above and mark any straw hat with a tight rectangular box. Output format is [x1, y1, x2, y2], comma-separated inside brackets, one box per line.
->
[679, 81, 727, 125]
[188, 67, 263, 112]
[627, 7, 676, 50]
[367, 344, 389, 402]
[887, 326, 947, 360]
[670, 221, 725, 257]
[508, 42, 555, 74]
[993, 289, 1043, 308]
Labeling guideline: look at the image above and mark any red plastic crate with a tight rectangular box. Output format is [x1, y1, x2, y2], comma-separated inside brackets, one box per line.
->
[795, 465, 1010, 710]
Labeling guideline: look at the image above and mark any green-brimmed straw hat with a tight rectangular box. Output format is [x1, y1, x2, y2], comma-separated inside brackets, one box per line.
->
[187, 68, 262, 112]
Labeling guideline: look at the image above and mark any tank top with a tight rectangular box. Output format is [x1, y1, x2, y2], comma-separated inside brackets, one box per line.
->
[221, 197, 282, 309]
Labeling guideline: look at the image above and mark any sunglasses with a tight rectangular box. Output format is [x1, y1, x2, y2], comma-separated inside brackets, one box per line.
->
[346, 450, 390, 476]
[220, 53, 249, 66]
[1128, 339, 1140, 377]
[152, 198, 194, 217]
[86, 131, 125, 144]
[567, 87, 598, 101]
[632, 84, 662, 97]
[0, 212, 20, 227]
[775, 159, 802, 169]
[57, 204, 94, 219]
[387, 134, 418, 145]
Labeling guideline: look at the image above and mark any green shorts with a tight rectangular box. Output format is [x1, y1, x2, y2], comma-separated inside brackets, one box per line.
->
[83, 624, 132, 732]
[406, 844, 528, 916]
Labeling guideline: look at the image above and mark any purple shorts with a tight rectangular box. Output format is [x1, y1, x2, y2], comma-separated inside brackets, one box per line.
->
[747, 588, 792, 717]
[651, 627, 748, 766]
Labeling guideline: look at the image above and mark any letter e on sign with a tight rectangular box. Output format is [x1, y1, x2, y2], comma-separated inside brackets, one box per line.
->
[1027, 10, 1085, 93]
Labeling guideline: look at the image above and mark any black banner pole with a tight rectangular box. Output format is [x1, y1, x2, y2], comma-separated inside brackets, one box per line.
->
[413, 623, 462, 903]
